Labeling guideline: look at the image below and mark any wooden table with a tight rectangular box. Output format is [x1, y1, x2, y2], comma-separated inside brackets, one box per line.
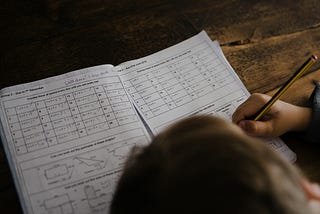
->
[1, 0, 320, 212]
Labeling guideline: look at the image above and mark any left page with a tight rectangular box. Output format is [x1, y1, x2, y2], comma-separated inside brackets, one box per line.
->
[0, 65, 151, 214]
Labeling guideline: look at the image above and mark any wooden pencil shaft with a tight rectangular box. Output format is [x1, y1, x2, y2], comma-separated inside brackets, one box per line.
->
[253, 56, 317, 121]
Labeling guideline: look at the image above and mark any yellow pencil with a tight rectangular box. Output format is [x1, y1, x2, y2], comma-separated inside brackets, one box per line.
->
[252, 55, 318, 121]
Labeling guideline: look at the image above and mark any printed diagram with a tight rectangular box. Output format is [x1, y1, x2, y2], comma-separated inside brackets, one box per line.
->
[109, 143, 139, 167]
[32, 174, 120, 214]
[73, 154, 111, 174]
[43, 164, 74, 184]
[42, 194, 74, 214]
[74, 156, 105, 168]
[112, 145, 131, 159]
[29, 138, 144, 192]
[39, 154, 110, 186]
[83, 185, 112, 213]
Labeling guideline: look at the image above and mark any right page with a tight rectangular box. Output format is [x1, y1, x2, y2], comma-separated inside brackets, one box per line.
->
[117, 31, 296, 162]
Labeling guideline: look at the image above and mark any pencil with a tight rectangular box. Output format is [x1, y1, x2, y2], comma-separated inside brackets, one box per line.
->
[252, 55, 318, 121]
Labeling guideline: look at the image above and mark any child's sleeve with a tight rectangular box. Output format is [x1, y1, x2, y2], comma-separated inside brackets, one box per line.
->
[306, 82, 320, 143]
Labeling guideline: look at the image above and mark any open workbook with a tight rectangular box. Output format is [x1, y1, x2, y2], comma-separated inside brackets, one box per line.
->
[0, 31, 296, 214]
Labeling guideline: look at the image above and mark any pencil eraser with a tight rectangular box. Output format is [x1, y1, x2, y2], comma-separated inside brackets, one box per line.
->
[312, 55, 318, 61]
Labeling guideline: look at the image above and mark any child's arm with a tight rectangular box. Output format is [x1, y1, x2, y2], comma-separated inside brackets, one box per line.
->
[232, 93, 312, 137]
[305, 83, 320, 143]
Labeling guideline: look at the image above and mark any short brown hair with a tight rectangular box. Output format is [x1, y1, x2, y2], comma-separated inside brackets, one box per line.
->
[110, 116, 311, 214]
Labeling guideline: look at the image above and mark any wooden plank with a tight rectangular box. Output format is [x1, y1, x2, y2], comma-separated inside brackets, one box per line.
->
[0, 187, 22, 213]
[221, 28, 320, 93]
[0, 5, 197, 89]
[172, 0, 320, 93]
[266, 69, 320, 106]
[173, 0, 320, 44]
[0, 0, 168, 53]
[1, 0, 320, 212]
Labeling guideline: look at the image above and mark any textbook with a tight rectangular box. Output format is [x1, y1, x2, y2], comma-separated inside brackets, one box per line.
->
[0, 31, 296, 214]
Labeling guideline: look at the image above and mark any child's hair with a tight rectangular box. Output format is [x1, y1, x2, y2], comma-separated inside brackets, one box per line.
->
[110, 115, 311, 214]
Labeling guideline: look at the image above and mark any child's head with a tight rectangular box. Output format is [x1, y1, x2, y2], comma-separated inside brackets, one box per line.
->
[110, 115, 317, 214]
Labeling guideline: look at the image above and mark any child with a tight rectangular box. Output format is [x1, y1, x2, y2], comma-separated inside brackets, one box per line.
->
[110, 115, 320, 213]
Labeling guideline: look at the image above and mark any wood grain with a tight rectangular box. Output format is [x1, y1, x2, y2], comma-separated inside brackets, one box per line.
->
[1, 0, 320, 213]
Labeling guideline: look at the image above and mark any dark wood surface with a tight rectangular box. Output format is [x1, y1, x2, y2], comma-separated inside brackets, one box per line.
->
[1, 0, 320, 212]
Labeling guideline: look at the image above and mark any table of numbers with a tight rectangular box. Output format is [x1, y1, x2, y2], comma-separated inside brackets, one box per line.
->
[4, 77, 138, 155]
[123, 45, 237, 119]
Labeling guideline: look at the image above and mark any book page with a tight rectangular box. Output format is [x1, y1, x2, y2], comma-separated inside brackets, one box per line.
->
[117, 31, 296, 162]
[0, 65, 151, 214]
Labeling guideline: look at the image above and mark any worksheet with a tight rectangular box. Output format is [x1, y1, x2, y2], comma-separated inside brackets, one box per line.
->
[0, 65, 151, 214]
[0, 30, 296, 214]
[118, 31, 296, 161]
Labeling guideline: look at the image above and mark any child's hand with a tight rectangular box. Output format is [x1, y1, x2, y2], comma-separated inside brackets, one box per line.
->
[232, 93, 312, 137]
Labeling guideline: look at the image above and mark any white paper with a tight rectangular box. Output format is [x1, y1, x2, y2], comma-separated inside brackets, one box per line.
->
[0, 30, 296, 214]
[0, 65, 151, 214]
[118, 31, 296, 162]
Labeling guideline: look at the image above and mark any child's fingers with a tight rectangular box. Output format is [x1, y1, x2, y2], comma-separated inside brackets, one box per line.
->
[232, 105, 255, 123]
[233, 103, 260, 122]
[233, 93, 272, 124]
[238, 120, 274, 137]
